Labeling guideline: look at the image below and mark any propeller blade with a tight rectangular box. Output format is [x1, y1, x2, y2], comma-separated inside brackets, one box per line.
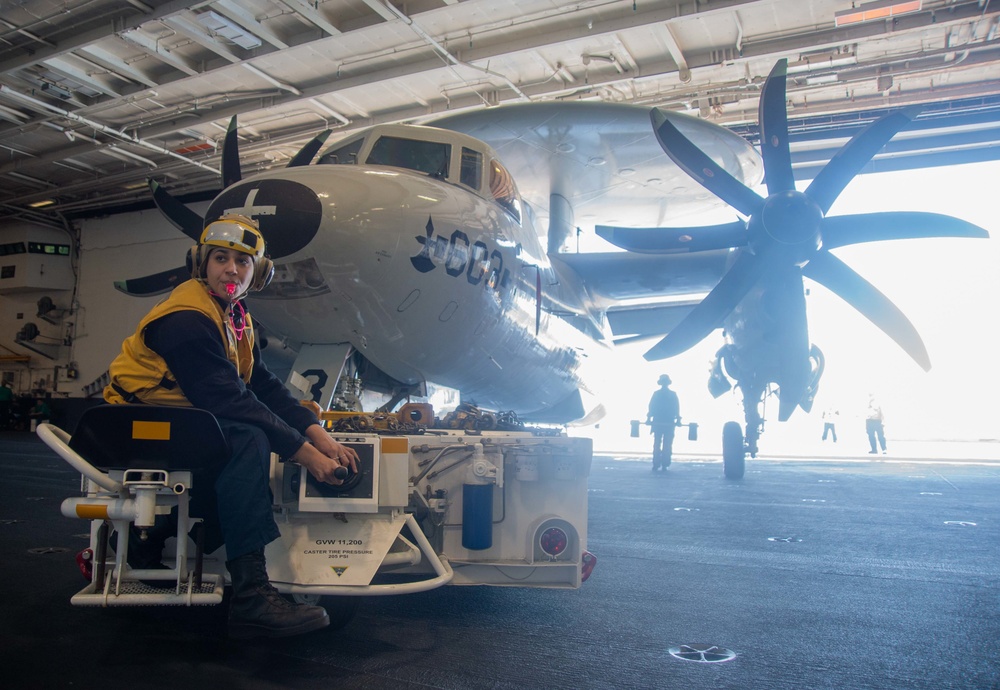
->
[288, 130, 333, 167]
[775, 270, 811, 421]
[222, 115, 241, 188]
[613, 333, 661, 347]
[777, 385, 803, 422]
[803, 252, 930, 370]
[535, 266, 542, 336]
[759, 59, 795, 195]
[822, 211, 989, 249]
[650, 109, 764, 218]
[113, 266, 189, 297]
[805, 106, 923, 214]
[596, 221, 748, 253]
[149, 180, 204, 241]
[644, 251, 766, 360]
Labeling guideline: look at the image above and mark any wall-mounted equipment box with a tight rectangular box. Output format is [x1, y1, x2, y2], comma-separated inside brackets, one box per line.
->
[0, 225, 74, 294]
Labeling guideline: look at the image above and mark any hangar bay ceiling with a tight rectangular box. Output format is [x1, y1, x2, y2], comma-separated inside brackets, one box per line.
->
[1, 0, 998, 228]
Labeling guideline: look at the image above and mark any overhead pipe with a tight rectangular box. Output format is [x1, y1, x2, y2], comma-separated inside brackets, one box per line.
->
[378, 0, 531, 103]
[0, 85, 219, 175]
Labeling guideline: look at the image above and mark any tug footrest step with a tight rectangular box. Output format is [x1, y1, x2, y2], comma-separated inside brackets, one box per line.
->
[70, 573, 225, 607]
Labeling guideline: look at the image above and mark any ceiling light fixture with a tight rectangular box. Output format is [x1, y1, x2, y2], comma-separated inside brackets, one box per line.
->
[787, 51, 857, 74]
[41, 82, 73, 100]
[834, 0, 922, 27]
[196, 10, 262, 50]
[805, 73, 840, 86]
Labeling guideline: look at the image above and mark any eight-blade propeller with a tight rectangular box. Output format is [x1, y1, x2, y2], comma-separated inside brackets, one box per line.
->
[599, 59, 988, 418]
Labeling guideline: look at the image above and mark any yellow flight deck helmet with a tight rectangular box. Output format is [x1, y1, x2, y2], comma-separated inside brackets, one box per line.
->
[187, 214, 274, 292]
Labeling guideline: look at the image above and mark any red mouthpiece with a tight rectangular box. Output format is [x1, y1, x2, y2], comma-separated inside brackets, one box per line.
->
[226, 283, 236, 297]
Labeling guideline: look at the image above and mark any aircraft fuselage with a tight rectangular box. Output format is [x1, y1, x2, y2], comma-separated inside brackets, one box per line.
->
[204, 124, 609, 419]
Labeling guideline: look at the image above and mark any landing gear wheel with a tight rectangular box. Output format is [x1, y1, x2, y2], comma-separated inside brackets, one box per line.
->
[722, 421, 745, 480]
[292, 593, 360, 630]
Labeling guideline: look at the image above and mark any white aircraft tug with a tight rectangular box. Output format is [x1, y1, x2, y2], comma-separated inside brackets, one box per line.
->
[39, 403, 594, 624]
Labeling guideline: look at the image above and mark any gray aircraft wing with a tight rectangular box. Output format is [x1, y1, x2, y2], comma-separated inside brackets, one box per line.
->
[428, 102, 761, 232]
[552, 250, 731, 340]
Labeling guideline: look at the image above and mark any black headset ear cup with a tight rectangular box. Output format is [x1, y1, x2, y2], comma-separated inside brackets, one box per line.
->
[190, 244, 212, 280]
[186, 245, 199, 279]
[252, 257, 274, 291]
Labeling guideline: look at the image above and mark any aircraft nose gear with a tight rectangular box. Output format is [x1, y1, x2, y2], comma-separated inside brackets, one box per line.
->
[708, 346, 735, 399]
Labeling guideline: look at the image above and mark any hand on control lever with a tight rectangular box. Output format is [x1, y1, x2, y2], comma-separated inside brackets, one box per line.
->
[293, 428, 358, 485]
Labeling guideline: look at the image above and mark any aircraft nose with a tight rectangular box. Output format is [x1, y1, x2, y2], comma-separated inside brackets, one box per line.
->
[206, 179, 323, 259]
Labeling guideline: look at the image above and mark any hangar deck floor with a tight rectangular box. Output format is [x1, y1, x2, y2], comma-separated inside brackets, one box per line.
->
[2, 431, 998, 690]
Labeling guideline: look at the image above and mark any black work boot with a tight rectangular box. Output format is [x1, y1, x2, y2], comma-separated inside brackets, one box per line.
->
[226, 550, 330, 639]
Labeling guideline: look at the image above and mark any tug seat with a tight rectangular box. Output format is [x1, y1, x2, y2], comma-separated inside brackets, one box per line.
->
[38, 404, 231, 606]
[68, 404, 229, 473]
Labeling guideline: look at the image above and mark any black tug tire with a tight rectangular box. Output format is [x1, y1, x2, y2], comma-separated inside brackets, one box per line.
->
[323, 596, 361, 630]
[293, 593, 360, 630]
[722, 421, 745, 480]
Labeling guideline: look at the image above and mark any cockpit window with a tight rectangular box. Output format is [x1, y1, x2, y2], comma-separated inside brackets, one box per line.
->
[318, 137, 363, 165]
[489, 159, 521, 223]
[366, 136, 451, 178]
[460, 147, 482, 191]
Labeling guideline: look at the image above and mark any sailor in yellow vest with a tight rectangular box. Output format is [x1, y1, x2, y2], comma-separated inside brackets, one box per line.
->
[105, 214, 358, 639]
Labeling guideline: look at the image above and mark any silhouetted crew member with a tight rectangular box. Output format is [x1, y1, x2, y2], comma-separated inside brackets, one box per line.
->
[866, 394, 887, 454]
[822, 405, 838, 443]
[0, 380, 12, 431]
[28, 397, 51, 432]
[646, 374, 681, 471]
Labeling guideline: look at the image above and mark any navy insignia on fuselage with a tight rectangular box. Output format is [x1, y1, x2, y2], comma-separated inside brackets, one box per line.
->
[410, 217, 437, 273]
[410, 216, 511, 294]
